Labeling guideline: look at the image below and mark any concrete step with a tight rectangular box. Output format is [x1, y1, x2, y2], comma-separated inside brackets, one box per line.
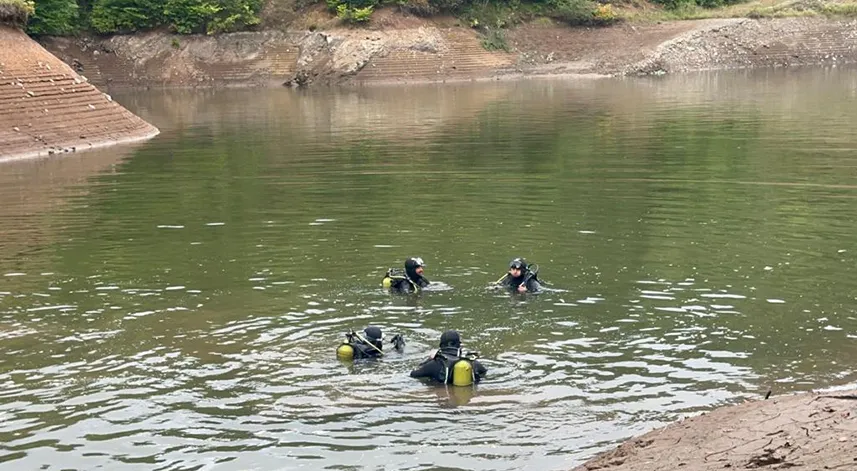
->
[1, 72, 77, 83]
[0, 102, 124, 121]
[0, 85, 97, 101]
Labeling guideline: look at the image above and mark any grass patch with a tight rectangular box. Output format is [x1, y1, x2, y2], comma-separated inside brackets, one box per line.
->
[461, 0, 620, 51]
[0, 0, 34, 27]
[743, 0, 822, 16]
[620, 0, 857, 21]
[820, 1, 857, 16]
[741, 0, 857, 18]
[463, 0, 620, 28]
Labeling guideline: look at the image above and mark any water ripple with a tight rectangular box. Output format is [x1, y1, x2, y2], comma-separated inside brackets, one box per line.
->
[3, 69, 857, 470]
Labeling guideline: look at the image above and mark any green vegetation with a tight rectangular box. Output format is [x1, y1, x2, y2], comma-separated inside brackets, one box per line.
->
[28, 0, 77, 34]
[821, 2, 857, 16]
[23, 0, 623, 35]
[651, 0, 743, 10]
[0, 0, 35, 27]
[334, 2, 373, 22]
[481, 27, 510, 51]
[456, 0, 620, 30]
[621, 0, 857, 21]
[324, 0, 373, 24]
[25, 0, 262, 35]
[22, 0, 853, 38]
[746, 0, 857, 18]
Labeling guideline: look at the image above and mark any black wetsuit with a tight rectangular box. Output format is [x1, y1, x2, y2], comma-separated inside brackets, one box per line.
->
[502, 271, 541, 293]
[389, 258, 430, 293]
[348, 327, 385, 359]
[410, 346, 487, 384]
[411, 330, 488, 384]
[390, 275, 430, 294]
[350, 341, 383, 359]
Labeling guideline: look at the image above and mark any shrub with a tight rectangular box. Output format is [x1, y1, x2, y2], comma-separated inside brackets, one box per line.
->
[28, 0, 78, 34]
[464, 1, 517, 29]
[90, 0, 161, 33]
[163, 0, 219, 33]
[336, 3, 372, 22]
[206, 0, 261, 33]
[428, 0, 465, 12]
[327, 0, 374, 10]
[650, 0, 742, 9]
[397, 0, 437, 16]
[162, 0, 261, 34]
[480, 27, 510, 51]
[1, 0, 36, 28]
[329, 0, 375, 23]
[592, 2, 616, 23]
[349, 4, 372, 21]
[89, 0, 260, 34]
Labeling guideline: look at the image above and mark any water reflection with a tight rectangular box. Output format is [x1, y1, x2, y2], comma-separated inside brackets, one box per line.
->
[2, 67, 857, 470]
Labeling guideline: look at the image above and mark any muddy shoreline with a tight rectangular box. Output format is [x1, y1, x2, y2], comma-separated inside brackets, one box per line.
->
[38, 16, 857, 90]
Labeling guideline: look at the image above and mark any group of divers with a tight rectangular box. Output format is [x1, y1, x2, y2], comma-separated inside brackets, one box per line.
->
[336, 256, 543, 387]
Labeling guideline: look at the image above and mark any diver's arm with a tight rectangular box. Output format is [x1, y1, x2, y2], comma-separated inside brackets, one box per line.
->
[390, 334, 405, 352]
[409, 358, 440, 379]
[474, 360, 488, 378]
[390, 279, 408, 293]
[502, 275, 515, 289]
[527, 278, 542, 293]
[351, 344, 368, 359]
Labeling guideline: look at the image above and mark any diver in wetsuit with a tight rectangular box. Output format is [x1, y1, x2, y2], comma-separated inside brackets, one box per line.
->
[382, 257, 431, 294]
[336, 326, 405, 360]
[409, 330, 487, 386]
[496, 258, 542, 294]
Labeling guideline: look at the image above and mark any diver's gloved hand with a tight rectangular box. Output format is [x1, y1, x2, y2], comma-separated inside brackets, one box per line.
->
[463, 350, 480, 360]
[390, 334, 405, 352]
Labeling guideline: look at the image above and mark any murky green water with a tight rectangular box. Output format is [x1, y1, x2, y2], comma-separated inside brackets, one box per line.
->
[3, 68, 857, 470]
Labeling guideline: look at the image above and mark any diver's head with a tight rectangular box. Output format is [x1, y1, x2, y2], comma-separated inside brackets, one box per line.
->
[439, 330, 461, 349]
[363, 326, 383, 349]
[364, 326, 382, 341]
[405, 257, 426, 278]
[509, 258, 527, 278]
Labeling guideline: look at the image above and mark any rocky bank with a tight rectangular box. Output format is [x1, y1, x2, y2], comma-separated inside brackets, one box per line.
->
[573, 388, 857, 471]
[38, 15, 857, 89]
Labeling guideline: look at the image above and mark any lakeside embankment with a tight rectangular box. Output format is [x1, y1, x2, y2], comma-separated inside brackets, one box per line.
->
[0, 26, 158, 160]
[37, 13, 857, 89]
[6, 4, 855, 156]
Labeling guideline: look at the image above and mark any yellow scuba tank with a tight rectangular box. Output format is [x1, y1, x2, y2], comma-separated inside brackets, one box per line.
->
[382, 277, 393, 289]
[452, 360, 474, 386]
[336, 343, 354, 360]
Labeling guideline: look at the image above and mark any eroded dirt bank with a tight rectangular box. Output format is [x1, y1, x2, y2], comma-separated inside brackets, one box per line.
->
[573, 389, 857, 471]
[39, 15, 857, 89]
